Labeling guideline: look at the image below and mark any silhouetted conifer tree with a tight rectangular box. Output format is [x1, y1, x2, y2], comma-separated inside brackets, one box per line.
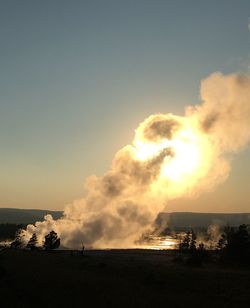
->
[218, 224, 250, 265]
[43, 231, 60, 250]
[190, 230, 197, 253]
[27, 233, 38, 250]
[179, 231, 191, 251]
[10, 230, 24, 249]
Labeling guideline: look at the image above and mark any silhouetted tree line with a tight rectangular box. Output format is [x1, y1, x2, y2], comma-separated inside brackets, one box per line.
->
[177, 224, 250, 267]
[218, 224, 250, 265]
[176, 230, 208, 266]
[7, 224, 250, 267]
[10, 230, 60, 251]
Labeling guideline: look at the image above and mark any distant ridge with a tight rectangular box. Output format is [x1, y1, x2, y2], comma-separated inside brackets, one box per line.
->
[1, 209, 250, 228]
[156, 212, 250, 229]
[0, 208, 63, 224]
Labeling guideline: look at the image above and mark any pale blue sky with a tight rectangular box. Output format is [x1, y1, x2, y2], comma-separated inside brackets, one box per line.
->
[1, 0, 250, 211]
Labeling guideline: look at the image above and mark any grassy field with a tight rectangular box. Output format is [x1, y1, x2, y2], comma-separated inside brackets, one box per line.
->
[0, 249, 250, 307]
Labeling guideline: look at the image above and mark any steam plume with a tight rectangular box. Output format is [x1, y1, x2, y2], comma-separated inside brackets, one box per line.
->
[22, 72, 250, 248]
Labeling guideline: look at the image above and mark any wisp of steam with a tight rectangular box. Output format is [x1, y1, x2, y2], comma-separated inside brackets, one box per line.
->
[22, 72, 250, 248]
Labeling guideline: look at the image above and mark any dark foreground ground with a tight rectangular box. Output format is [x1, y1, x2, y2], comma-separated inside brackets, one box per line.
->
[0, 249, 250, 308]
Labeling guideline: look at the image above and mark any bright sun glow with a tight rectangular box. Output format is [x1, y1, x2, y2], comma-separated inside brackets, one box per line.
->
[160, 129, 200, 181]
[133, 125, 202, 183]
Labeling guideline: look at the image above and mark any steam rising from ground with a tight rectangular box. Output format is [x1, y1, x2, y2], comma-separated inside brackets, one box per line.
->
[22, 72, 250, 248]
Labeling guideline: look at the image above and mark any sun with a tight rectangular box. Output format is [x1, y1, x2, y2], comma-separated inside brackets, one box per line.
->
[130, 114, 215, 199]
[160, 128, 201, 182]
[133, 125, 202, 183]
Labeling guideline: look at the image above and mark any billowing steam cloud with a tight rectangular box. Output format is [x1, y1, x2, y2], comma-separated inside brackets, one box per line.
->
[22, 72, 250, 248]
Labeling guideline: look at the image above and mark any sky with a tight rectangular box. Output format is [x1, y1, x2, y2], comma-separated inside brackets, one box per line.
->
[1, 0, 250, 212]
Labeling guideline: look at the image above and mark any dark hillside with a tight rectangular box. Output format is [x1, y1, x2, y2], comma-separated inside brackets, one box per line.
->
[0, 208, 62, 224]
[156, 212, 250, 231]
